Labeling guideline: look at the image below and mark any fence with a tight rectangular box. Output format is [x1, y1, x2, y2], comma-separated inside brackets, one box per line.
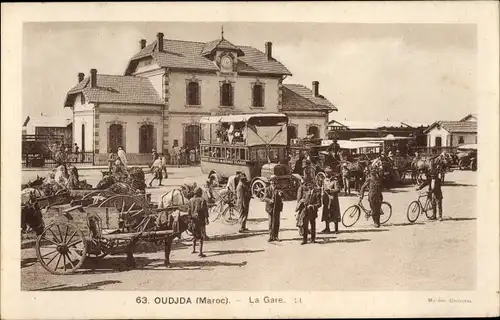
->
[22, 152, 95, 168]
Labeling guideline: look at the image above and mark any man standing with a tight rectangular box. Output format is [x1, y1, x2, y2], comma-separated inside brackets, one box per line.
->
[302, 159, 316, 184]
[296, 180, 322, 244]
[417, 170, 443, 221]
[161, 154, 168, 178]
[341, 163, 351, 195]
[107, 152, 117, 174]
[117, 146, 128, 168]
[187, 187, 209, 257]
[262, 175, 284, 242]
[148, 156, 163, 187]
[359, 168, 384, 227]
[236, 174, 252, 233]
[321, 169, 341, 234]
[226, 171, 242, 194]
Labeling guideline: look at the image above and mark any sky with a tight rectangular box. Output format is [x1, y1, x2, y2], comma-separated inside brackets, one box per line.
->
[22, 22, 477, 125]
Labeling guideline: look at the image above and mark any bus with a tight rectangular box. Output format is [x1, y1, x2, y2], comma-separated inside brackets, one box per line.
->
[199, 113, 302, 199]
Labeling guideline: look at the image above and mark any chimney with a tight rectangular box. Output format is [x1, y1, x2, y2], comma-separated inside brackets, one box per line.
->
[312, 81, 319, 97]
[78, 72, 84, 83]
[140, 39, 147, 49]
[265, 42, 272, 60]
[90, 69, 97, 88]
[157, 32, 164, 52]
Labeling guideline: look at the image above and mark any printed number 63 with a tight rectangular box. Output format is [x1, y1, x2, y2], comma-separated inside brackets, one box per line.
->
[136, 297, 148, 304]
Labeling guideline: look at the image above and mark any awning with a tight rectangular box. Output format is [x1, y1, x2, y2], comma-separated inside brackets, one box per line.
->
[457, 143, 478, 150]
[199, 116, 222, 124]
[338, 140, 381, 149]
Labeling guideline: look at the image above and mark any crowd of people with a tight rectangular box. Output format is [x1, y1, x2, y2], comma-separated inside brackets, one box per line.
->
[182, 153, 446, 256]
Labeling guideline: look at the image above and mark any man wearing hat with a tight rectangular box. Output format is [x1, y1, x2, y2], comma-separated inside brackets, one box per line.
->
[416, 169, 443, 221]
[321, 168, 341, 234]
[341, 163, 351, 196]
[236, 173, 252, 232]
[296, 180, 322, 244]
[262, 175, 284, 242]
[303, 159, 316, 184]
[359, 167, 384, 227]
[226, 171, 242, 194]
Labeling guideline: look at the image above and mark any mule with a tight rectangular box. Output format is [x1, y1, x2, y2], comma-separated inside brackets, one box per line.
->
[125, 211, 191, 268]
[21, 201, 45, 236]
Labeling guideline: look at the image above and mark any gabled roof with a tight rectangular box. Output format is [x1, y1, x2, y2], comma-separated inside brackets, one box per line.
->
[423, 120, 477, 134]
[64, 75, 163, 107]
[23, 116, 72, 128]
[460, 113, 478, 122]
[282, 84, 336, 112]
[201, 38, 244, 56]
[125, 38, 291, 76]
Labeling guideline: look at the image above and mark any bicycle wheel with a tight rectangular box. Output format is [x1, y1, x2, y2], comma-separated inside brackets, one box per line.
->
[406, 201, 421, 223]
[424, 198, 434, 219]
[209, 200, 225, 222]
[379, 202, 393, 225]
[223, 205, 240, 225]
[342, 205, 361, 228]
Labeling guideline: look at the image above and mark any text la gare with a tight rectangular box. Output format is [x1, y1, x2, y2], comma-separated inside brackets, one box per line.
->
[249, 296, 285, 304]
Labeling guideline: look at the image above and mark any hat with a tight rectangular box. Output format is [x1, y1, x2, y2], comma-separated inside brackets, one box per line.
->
[343, 163, 348, 167]
[194, 187, 203, 197]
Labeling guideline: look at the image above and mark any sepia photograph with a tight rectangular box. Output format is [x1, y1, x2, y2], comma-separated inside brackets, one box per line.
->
[2, 2, 499, 319]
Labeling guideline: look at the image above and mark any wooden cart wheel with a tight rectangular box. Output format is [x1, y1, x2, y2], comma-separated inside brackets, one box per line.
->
[36, 222, 87, 275]
[98, 195, 148, 231]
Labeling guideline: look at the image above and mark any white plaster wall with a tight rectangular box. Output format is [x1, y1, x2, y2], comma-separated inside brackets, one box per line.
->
[73, 93, 95, 152]
[288, 116, 326, 139]
[167, 113, 204, 149]
[452, 133, 477, 145]
[426, 127, 450, 147]
[168, 72, 280, 113]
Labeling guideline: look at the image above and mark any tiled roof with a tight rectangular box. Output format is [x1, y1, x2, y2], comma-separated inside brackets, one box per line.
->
[23, 116, 72, 127]
[126, 38, 291, 76]
[64, 75, 163, 107]
[459, 113, 478, 122]
[424, 121, 477, 134]
[282, 84, 336, 112]
[201, 38, 243, 56]
[328, 120, 411, 130]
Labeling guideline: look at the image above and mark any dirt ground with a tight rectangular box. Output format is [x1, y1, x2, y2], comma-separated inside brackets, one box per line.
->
[21, 167, 476, 291]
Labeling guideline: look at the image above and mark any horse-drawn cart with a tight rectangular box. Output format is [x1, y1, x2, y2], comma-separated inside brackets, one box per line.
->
[35, 194, 177, 275]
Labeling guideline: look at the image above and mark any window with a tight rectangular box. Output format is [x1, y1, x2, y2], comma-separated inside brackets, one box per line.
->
[458, 136, 464, 144]
[184, 124, 200, 150]
[173, 139, 179, 147]
[435, 136, 442, 147]
[81, 124, 85, 152]
[252, 84, 264, 107]
[287, 126, 297, 142]
[80, 94, 85, 105]
[186, 81, 201, 106]
[108, 124, 123, 153]
[139, 124, 154, 153]
[220, 82, 233, 107]
[307, 126, 320, 139]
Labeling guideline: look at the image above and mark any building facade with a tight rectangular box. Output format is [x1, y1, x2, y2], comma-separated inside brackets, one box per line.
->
[424, 118, 477, 147]
[64, 32, 336, 165]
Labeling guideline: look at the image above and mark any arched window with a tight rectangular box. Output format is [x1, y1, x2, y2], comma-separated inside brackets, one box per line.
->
[81, 124, 86, 152]
[252, 84, 264, 107]
[287, 126, 297, 142]
[186, 81, 200, 105]
[220, 82, 233, 107]
[307, 126, 320, 139]
[109, 124, 123, 153]
[435, 136, 442, 147]
[184, 124, 200, 150]
[139, 124, 154, 153]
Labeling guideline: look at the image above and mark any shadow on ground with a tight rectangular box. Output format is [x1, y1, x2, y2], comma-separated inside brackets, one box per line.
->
[35, 280, 121, 291]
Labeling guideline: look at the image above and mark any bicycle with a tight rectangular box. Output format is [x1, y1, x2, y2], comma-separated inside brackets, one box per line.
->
[406, 191, 434, 223]
[209, 190, 240, 225]
[341, 199, 392, 227]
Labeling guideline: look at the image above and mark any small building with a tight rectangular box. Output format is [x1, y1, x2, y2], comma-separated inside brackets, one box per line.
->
[423, 118, 477, 147]
[22, 115, 72, 145]
[282, 81, 336, 141]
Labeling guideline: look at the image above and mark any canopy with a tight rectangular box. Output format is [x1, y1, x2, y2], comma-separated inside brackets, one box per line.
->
[338, 140, 381, 150]
[199, 116, 222, 124]
[199, 113, 287, 124]
[457, 143, 478, 150]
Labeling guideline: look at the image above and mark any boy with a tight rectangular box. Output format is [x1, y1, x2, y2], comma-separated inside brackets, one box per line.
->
[187, 187, 209, 257]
